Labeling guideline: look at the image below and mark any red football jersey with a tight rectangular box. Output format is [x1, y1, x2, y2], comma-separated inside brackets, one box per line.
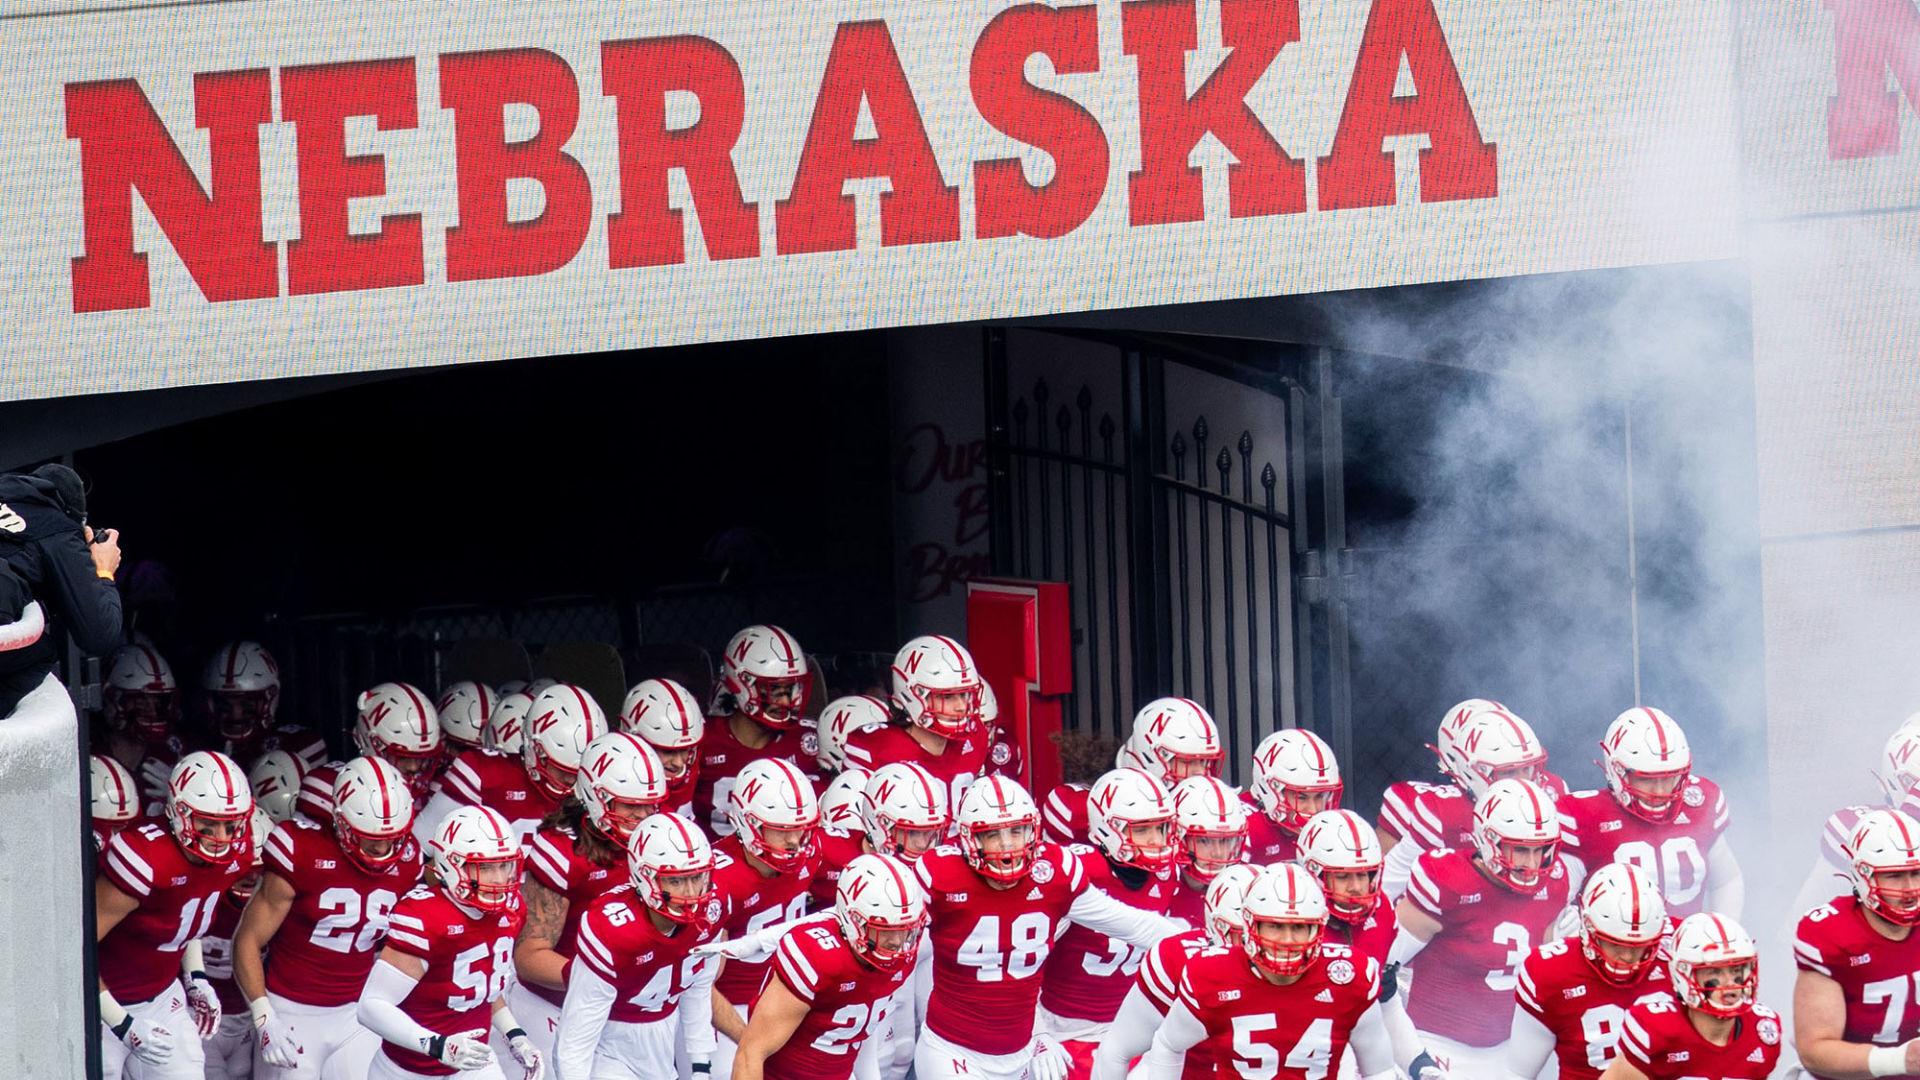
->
[1796, 895, 1920, 1071]
[762, 918, 914, 1079]
[523, 825, 626, 1008]
[1040, 847, 1176, 1024]
[1326, 892, 1398, 966]
[1244, 799, 1300, 864]
[842, 723, 988, 821]
[711, 835, 819, 1004]
[692, 717, 807, 836]
[1178, 942, 1381, 1080]
[810, 829, 867, 910]
[915, 841, 1086, 1055]
[1379, 773, 1569, 851]
[379, 885, 526, 1076]
[572, 883, 724, 1023]
[294, 761, 340, 826]
[200, 890, 252, 1013]
[1041, 784, 1091, 846]
[1556, 779, 1729, 917]
[1135, 928, 1217, 1080]
[99, 821, 251, 1002]
[1404, 846, 1571, 1047]
[1516, 935, 1672, 1080]
[1618, 995, 1782, 1079]
[436, 748, 563, 849]
[1167, 875, 1207, 928]
[261, 819, 423, 1006]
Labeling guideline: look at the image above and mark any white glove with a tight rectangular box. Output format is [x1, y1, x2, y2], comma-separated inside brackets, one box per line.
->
[255, 1009, 303, 1068]
[117, 1017, 176, 1065]
[184, 975, 222, 1038]
[505, 1028, 545, 1080]
[1028, 1033, 1071, 1080]
[436, 1028, 494, 1071]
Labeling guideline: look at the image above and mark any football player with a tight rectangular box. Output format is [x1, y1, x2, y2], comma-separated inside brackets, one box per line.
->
[415, 682, 607, 846]
[1792, 725, 1920, 917]
[1505, 862, 1672, 1080]
[709, 757, 826, 1076]
[1380, 704, 1565, 899]
[98, 642, 184, 778]
[357, 805, 540, 1080]
[816, 694, 892, 775]
[1601, 913, 1780, 1079]
[618, 677, 707, 818]
[236, 756, 423, 1079]
[1246, 727, 1342, 863]
[1115, 698, 1223, 788]
[550, 811, 724, 1079]
[297, 683, 444, 824]
[693, 624, 814, 835]
[810, 766, 876, 910]
[1166, 775, 1249, 926]
[95, 751, 255, 1079]
[1140, 864, 1408, 1080]
[484, 690, 534, 757]
[1037, 768, 1181, 1074]
[435, 681, 498, 756]
[1393, 777, 1570, 1077]
[843, 636, 991, 819]
[92, 752, 143, 852]
[1042, 782, 1092, 847]
[199, 641, 328, 768]
[1088, 862, 1261, 1080]
[912, 775, 1180, 1080]
[732, 853, 930, 1080]
[1794, 809, 1920, 1078]
[1557, 707, 1741, 918]
[201, 807, 274, 1080]
[510, 732, 668, 1062]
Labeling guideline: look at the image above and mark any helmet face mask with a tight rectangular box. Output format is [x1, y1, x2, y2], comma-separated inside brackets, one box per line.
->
[740, 673, 810, 729]
[1677, 959, 1757, 1017]
[1239, 865, 1330, 980]
[1270, 782, 1341, 832]
[836, 854, 929, 972]
[455, 853, 523, 912]
[863, 763, 950, 862]
[1247, 916, 1324, 978]
[182, 809, 249, 861]
[967, 821, 1036, 882]
[1298, 809, 1384, 925]
[630, 813, 718, 926]
[207, 689, 277, 742]
[1486, 836, 1557, 890]
[1668, 912, 1758, 1018]
[1601, 707, 1693, 823]
[721, 626, 812, 731]
[167, 751, 254, 863]
[106, 688, 179, 742]
[334, 757, 415, 874]
[650, 868, 717, 925]
[892, 636, 985, 739]
[728, 759, 822, 873]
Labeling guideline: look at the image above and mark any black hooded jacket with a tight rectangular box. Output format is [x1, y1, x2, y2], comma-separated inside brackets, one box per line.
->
[0, 473, 123, 700]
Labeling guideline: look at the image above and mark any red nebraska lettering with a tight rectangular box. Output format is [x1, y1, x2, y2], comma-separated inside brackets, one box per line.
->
[971, 4, 1109, 240]
[282, 58, 424, 296]
[1825, 0, 1920, 158]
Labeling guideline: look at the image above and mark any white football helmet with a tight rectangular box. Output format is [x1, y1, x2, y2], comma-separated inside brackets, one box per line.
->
[1203, 862, 1264, 947]
[892, 635, 984, 739]
[103, 644, 180, 742]
[247, 749, 306, 824]
[862, 763, 949, 860]
[1441, 706, 1549, 800]
[957, 775, 1042, 883]
[201, 641, 281, 742]
[334, 756, 415, 873]
[1875, 728, 1920, 807]
[522, 684, 609, 801]
[621, 678, 706, 749]
[1845, 809, 1920, 926]
[575, 733, 668, 844]
[167, 751, 254, 862]
[1668, 912, 1758, 1017]
[628, 812, 718, 926]
[1579, 861, 1666, 984]
[1430, 698, 1504, 781]
[1170, 776, 1249, 881]
[836, 853, 930, 972]
[91, 754, 139, 831]
[817, 695, 892, 772]
[820, 767, 872, 832]
[233, 807, 274, 900]
[1600, 707, 1693, 822]
[353, 682, 444, 798]
[435, 681, 497, 751]
[1087, 767, 1176, 871]
[717, 625, 811, 730]
[1297, 808, 1383, 925]
[728, 758, 821, 872]
[1242, 863, 1330, 977]
[1123, 698, 1223, 786]
[980, 680, 999, 725]
[430, 805, 522, 913]
[1250, 728, 1343, 832]
[486, 691, 533, 756]
[1473, 778, 1561, 893]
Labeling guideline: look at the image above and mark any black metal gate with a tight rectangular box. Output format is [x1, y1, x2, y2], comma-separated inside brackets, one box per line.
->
[983, 330, 1354, 788]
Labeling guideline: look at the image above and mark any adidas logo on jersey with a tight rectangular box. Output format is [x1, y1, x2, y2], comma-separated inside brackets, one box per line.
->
[1747, 1048, 1766, 1064]
[1314, 989, 1334, 1003]
[1674, 812, 1691, 825]
[1026, 887, 1044, 900]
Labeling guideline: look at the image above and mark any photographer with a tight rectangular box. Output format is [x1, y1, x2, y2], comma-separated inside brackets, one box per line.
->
[0, 463, 124, 718]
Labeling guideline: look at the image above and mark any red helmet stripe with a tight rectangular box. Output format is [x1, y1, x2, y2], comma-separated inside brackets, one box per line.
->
[401, 684, 431, 741]
[224, 645, 241, 685]
[618, 732, 658, 782]
[1897, 813, 1918, 856]
[571, 686, 601, 740]
[371, 758, 393, 819]
[105, 758, 128, 806]
[211, 753, 238, 804]
[1523, 781, 1545, 827]
[659, 680, 693, 735]
[913, 765, 935, 808]
[768, 627, 798, 665]
[930, 635, 970, 677]
[1627, 866, 1641, 927]
[1342, 810, 1362, 853]
[1499, 710, 1531, 750]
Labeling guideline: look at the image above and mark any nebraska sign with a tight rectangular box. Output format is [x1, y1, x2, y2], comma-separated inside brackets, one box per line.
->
[5, 1, 1737, 396]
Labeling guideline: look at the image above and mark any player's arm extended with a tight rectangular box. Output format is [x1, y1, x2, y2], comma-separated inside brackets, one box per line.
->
[233, 870, 295, 1005]
[1704, 835, 1744, 919]
[1068, 886, 1181, 946]
[1503, 1004, 1558, 1080]
[357, 949, 442, 1053]
[551, 959, 618, 1080]
[513, 878, 571, 990]
[1141, 999, 1208, 1080]
[1796, 966, 1920, 1079]
[1347, 1003, 1408, 1080]
[1089, 984, 1165, 1080]
[730, 974, 810, 1080]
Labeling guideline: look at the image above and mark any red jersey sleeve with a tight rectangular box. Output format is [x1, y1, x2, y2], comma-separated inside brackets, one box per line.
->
[1793, 903, 1841, 977]
[526, 829, 575, 895]
[262, 820, 302, 879]
[1406, 848, 1457, 919]
[1378, 781, 1431, 845]
[101, 827, 161, 900]
[438, 752, 489, 807]
[773, 923, 837, 1005]
[382, 890, 437, 959]
[572, 899, 625, 985]
[295, 763, 339, 825]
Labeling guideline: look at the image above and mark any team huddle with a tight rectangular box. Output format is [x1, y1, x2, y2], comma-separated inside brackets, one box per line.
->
[84, 626, 1920, 1078]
